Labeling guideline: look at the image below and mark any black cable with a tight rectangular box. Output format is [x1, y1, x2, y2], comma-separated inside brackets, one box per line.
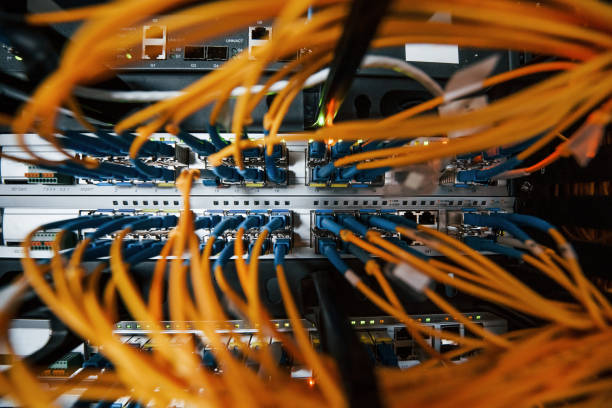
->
[316, 0, 391, 126]
[312, 271, 381, 408]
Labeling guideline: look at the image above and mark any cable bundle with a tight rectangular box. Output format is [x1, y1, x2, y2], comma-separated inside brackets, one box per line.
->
[0, 168, 608, 407]
[0, 0, 611, 406]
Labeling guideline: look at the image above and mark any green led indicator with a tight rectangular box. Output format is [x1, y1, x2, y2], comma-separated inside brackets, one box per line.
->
[476, 315, 481, 320]
[316, 114, 325, 127]
[360, 320, 366, 325]
[125, 53, 132, 60]
[165, 324, 171, 329]
[126, 324, 132, 329]
[136, 324, 141, 329]
[369, 320, 375, 325]
[116, 324, 121, 328]
[351, 321, 356, 325]
[14, 55, 23, 61]
[425, 318, 431, 322]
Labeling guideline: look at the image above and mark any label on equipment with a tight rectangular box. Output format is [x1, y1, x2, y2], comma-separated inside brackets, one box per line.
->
[405, 12, 459, 64]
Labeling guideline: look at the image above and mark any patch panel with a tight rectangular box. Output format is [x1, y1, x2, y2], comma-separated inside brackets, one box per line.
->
[0, 133, 289, 188]
[0, 197, 513, 260]
[0, 134, 512, 197]
[4, 209, 295, 261]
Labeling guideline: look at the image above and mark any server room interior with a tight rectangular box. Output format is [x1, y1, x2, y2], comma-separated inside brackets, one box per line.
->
[0, 1, 611, 407]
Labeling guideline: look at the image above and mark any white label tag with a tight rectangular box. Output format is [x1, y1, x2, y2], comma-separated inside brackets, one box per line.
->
[393, 263, 431, 292]
[438, 96, 488, 138]
[405, 12, 459, 64]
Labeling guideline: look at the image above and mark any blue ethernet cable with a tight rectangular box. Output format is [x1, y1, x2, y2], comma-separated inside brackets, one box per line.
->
[308, 140, 326, 159]
[240, 130, 261, 158]
[122, 240, 157, 260]
[463, 213, 531, 242]
[237, 167, 265, 182]
[42, 215, 114, 232]
[200, 169, 221, 186]
[200, 215, 243, 257]
[98, 130, 133, 155]
[211, 216, 245, 238]
[213, 240, 235, 272]
[115, 132, 154, 156]
[246, 216, 286, 262]
[273, 238, 291, 268]
[237, 215, 266, 232]
[463, 236, 525, 259]
[176, 130, 217, 156]
[493, 213, 578, 258]
[343, 215, 428, 260]
[86, 216, 149, 240]
[94, 130, 131, 155]
[337, 165, 389, 183]
[339, 216, 369, 236]
[125, 215, 178, 231]
[65, 131, 125, 155]
[345, 242, 371, 264]
[130, 158, 175, 181]
[247, 239, 269, 262]
[316, 216, 344, 236]
[61, 237, 153, 262]
[312, 161, 336, 182]
[379, 214, 417, 229]
[120, 132, 174, 157]
[125, 241, 166, 265]
[237, 215, 268, 253]
[494, 213, 555, 233]
[69, 161, 140, 181]
[322, 242, 351, 276]
[456, 156, 521, 183]
[61, 240, 112, 261]
[313, 140, 395, 183]
[330, 141, 353, 159]
[96, 161, 142, 180]
[194, 215, 221, 230]
[56, 162, 113, 180]
[265, 149, 286, 184]
[212, 165, 243, 183]
[206, 123, 230, 151]
[58, 134, 110, 156]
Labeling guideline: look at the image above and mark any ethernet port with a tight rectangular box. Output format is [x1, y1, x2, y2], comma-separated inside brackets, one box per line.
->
[250, 26, 271, 40]
[442, 324, 460, 336]
[420, 211, 437, 225]
[184, 45, 205, 60]
[440, 343, 461, 361]
[395, 346, 414, 360]
[145, 25, 164, 39]
[143, 45, 164, 60]
[404, 211, 418, 223]
[464, 322, 483, 338]
[395, 327, 411, 340]
[207, 46, 228, 61]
